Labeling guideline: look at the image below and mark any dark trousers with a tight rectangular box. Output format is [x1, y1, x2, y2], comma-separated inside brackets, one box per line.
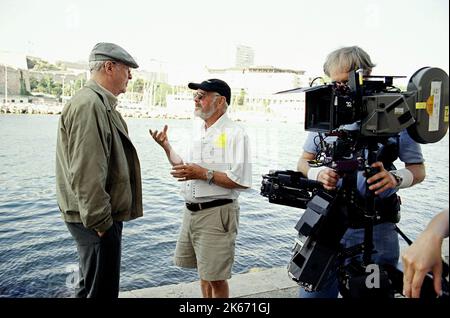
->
[66, 221, 123, 298]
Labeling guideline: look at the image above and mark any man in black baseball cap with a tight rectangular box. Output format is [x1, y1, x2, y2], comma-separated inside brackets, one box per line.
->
[149, 77, 252, 298]
[188, 78, 231, 105]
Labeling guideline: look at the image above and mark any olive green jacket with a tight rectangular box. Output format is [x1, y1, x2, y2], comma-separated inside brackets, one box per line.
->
[56, 80, 143, 232]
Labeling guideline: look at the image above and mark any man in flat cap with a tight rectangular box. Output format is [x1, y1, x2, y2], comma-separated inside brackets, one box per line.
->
[150, 79, 252, 298]
[56, 42, 142, 298]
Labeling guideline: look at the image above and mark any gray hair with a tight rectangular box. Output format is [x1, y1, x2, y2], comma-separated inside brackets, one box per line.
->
[213, 94, 228, 113]
[223, 101, 228, 112]
[89, 60, 108, 73]
[323, 46, 376, 77]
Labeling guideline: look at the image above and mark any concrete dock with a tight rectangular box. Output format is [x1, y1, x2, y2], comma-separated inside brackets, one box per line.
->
[120, 238, 448, 298]
[119, 266, 299, 298]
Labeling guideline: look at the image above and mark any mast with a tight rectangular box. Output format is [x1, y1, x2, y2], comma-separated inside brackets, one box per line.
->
[4, 65, 7, 105]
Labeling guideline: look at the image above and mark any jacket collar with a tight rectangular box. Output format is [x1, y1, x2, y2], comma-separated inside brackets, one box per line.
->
[85, 79, 118, 110]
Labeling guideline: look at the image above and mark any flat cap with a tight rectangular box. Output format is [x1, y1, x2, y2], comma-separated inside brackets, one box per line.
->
[89, 42, 139, 68]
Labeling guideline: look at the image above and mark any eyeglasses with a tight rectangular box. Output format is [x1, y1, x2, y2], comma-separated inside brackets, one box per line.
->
[193, 92, 221, 100]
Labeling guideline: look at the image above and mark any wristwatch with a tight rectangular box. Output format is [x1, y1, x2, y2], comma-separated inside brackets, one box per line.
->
[390, 170, 403, 189]
[206, 169, 215, 185]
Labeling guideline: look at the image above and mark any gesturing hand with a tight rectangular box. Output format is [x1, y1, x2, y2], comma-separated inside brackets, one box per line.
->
[149, 125, 169, 149]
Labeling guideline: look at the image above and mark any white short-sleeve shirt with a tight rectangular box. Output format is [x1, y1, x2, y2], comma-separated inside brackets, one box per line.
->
[181, 113, 252, 203]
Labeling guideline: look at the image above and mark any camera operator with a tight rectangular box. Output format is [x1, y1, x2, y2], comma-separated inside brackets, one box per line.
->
[296, 46, 426, 298]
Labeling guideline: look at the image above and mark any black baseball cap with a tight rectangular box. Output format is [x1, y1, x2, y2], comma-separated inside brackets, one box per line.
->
[188, 79, 231, 105]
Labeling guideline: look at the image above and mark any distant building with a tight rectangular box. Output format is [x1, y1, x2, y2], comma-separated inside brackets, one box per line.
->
[235, 45, 254, 68]
[204, 65, 307, 121]
[207, 65, 307, 95]
[0, 52, 31, 98]
[55, 60, 88, 73]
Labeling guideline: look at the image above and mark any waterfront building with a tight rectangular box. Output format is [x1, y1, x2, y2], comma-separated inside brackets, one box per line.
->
[235, 45, 255, 68]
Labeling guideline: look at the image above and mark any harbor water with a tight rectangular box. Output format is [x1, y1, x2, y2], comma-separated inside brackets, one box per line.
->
[0, 114, 448, 297]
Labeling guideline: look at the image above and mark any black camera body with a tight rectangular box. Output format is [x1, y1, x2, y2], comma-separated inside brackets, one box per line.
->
[304, 72, 416, 137]
[282, 67, 449, 143]
[287, 190, 346, 291]
[261, 67, 449, 297]
[260, 170, 322, 210]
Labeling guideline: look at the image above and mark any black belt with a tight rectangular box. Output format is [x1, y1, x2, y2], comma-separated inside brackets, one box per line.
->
[186, 199, 233, 212]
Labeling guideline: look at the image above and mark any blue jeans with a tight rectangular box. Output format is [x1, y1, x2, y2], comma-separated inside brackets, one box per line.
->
[298, 222, 399, 298]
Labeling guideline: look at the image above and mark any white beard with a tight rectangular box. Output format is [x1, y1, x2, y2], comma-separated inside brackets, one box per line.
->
[194, 105, 216, 120]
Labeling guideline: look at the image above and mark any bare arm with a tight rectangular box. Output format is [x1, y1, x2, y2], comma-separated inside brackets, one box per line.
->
[402, 208, 449, 298]
[206, 170, 248, 189]
[367, 162, 426, 195]
[163, 144, 184, 166]
[405, 162, 426, 186]
[297, 151, 315, 175]
[149, 125, 183, 166]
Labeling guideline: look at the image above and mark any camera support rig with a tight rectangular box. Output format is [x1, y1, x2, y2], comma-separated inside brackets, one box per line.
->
[286, 132, 398, 294]
[262, 131, 448, 297]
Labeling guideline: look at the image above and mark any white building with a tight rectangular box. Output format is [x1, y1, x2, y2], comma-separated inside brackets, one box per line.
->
[207, 65, 307, 95]
[235, 45, 255, 68]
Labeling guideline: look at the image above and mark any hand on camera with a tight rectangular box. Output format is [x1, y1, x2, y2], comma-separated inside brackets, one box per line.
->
[366, 161, 397, 195]
[317, 168, 339, 190]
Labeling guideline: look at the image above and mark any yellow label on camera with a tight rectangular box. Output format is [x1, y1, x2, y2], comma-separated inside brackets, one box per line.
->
[416, 102, 426, 109]
[444, 106, 449, 122]
[426, 95, 434, 116]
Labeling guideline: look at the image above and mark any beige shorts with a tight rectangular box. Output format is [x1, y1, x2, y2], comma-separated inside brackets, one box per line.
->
[174, 200, 240, 281]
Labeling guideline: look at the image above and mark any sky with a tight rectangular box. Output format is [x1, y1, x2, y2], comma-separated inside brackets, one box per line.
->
[1, 0, 449, 84]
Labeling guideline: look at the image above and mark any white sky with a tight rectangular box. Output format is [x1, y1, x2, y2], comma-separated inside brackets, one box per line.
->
[1, 0, 449, 81]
